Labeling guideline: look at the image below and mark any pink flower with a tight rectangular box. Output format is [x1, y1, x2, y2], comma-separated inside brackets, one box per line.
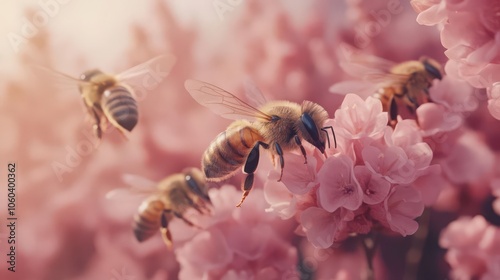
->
[440, 216, 500, 280]
[412, 0, 447, 25]
[441, 131, 495, 184]
[317, 154, 363, 212]
[412, 0, 500, 119]
[487, 82, 500, 120]
[300, 207, 343, 249]
[354, 165, 391, 205]
[379, 186, 425, 236]
[270, 152, 318, 195]
[332, 94, 388, 140]
[362, 145, 411, 184]
[263, 174, 297, 219]
[176, 186, 298, 280]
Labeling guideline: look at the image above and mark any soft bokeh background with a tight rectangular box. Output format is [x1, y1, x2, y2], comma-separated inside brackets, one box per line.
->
[0, 0, 498, 279]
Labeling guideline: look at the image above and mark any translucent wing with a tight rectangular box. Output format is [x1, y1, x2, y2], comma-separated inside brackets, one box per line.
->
[29, 65, 94, 92]
[106, 174, 158, 201]
[329, 80, 378, 98]
[242, 77, 267, 108]
[337, 43, 409, 86]
[116, 54, 177, 91]
[184, 79, 272, 121]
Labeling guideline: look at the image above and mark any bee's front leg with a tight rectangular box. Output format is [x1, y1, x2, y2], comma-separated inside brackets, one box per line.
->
[294, 135, 307, 164]
[274, 143, 284, 182]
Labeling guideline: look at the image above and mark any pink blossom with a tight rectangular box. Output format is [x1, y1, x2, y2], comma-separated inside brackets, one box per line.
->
[382, 186, 425, 236]
[487, 82, 500, 120]
[300, 207, 343, 249]
[354, 165, 391, 205]
[440, 216, 500, 280]
[412, 0, 500, 120]
[317, 154, 363, 212]
[271, 152, 318, 195]
[441, 131, 495, 184]
[263, 175, 298, 219]
[176, 186, 298, 280]
[412, 0, 447, 25]
[332, 93, 388, 140]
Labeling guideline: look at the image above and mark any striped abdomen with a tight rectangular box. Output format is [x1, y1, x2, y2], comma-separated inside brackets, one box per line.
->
[133, 198, 165, 242]
[202, 122, 263, 181]
[102, 86, 138, 132]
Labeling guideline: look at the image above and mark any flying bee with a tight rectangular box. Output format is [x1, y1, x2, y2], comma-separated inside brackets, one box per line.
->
[35, 54, 176, 139]
[373, 57, 443, 125]
[330, 45, 443, 126]
[108, 168, 211, 248]
[185, 79, 336, 207]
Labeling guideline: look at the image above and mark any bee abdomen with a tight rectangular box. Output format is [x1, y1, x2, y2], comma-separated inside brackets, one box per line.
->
[133, 199, 164, 242]
[102, 86, 138, 132]
[202, 126, 262, 180]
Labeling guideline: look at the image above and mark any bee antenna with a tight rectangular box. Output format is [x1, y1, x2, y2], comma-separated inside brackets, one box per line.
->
[321, 126, 337, 149]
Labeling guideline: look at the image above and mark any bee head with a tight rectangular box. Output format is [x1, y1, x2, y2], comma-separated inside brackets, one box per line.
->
[420, 57, 442, 80]
[298, 101, 329, 154]
[79, 69, 103, 82]
[183, 168, 211, 204]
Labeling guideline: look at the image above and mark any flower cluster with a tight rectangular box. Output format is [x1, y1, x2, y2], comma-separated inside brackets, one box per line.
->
[440, 216, 500, 280]
[173, 185, 298, 280]
[411, 0, 500, 119]
[265, 94, 436, 248]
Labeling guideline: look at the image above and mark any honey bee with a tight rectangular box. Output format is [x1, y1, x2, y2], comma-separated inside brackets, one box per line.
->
[185, 79, 336, 207]
[35, 54, 176, 139]
[373, 57, 443, 125]
[109, 168, 211, 248]
[331, 45, 442, 126]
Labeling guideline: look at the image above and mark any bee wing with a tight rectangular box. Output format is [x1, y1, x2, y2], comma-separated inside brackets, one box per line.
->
[242, 77, 268, 108]
[106, 174, 158, 201]
[329, 80, 378, 98]
[184, 79, 273, 121]
[29, 65, 94, 92]
[337, 44, 408, 86]
[115, 54, 177, 96]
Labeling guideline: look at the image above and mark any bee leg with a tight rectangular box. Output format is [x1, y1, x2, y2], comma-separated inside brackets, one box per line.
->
[180, 191, 208, 215]
[173, 211, 203, 229]
[274, 143, 284, 182]
[321, 126, 337, 149]
[237, 173, 254, 208]
[237, 141, 268, 207]
[160, 212, 173, 249]
[294, 135, 308, 164]
[389, 95, 398, 128]
[90, 107, 103, 139]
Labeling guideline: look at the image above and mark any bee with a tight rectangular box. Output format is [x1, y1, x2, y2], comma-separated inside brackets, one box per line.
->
[185, 79, 336, 207]
[109, 168, 211, 248]
[35, 54, 176, 139]
[373, 57, 443, 125]
[330, 45, 442, 126]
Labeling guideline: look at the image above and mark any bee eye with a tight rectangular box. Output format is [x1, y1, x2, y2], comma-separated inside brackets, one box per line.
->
[300, 113, 320, 143]
[423, 61, 442, 80]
